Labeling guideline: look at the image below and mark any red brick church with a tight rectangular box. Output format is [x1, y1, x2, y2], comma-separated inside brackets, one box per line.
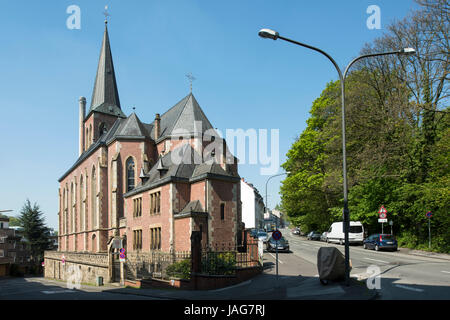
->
[57, 21, 242, 259]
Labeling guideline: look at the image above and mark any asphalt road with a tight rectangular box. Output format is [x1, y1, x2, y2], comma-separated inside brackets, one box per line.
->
[0, 277, 162, 300]
[281, 228, 450, 300]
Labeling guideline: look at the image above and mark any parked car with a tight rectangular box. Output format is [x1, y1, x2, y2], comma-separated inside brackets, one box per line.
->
[291, 227, 300, 236]
[267, 236, 290, 252]
[249, 229, 259, 239]
[307, 231, 322, 241]
[257, 231, 269, 243]
[363, 234, 398, 251]
[326, 221, 364, 245]
[320, 232, 328, 242]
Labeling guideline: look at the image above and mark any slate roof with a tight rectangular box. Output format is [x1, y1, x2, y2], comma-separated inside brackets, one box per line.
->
[87, 23, 126, 119]
[124, 144, 240, 197]
[147, 93, 214, 141]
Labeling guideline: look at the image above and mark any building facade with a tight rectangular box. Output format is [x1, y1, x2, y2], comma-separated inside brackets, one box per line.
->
[240, 179, 264, 230]
[0, 217, 30, 276]
[51, 22, 242, 283]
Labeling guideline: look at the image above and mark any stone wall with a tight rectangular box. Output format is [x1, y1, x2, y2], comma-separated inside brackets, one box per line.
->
[44, 251, 110, 285]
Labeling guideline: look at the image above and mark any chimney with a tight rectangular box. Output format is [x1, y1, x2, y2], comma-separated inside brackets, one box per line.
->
[154, 113, 161, 140]
[79, 97, 86, 156]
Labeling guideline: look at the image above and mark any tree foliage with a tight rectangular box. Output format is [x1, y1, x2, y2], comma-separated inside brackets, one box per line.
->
[280, 1, 449, 252]
[18, 199, 52, 264]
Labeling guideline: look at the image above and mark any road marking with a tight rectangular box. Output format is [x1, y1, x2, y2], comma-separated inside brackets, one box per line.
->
[41, 290, 75, 294]
[394, 284, 424, 292]
[364, 257, 389, 264]
[441, 271, 450, 274]
[268, 253, 284, 264]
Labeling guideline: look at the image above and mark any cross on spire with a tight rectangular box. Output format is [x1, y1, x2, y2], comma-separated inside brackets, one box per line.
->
[186, 72, 196, 93]
[103, 5, 110, 24]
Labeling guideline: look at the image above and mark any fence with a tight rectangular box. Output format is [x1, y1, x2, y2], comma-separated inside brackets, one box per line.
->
[201, 240, 261, 276]
[123, 239, 261, 281]
[124, 250, 191, 281]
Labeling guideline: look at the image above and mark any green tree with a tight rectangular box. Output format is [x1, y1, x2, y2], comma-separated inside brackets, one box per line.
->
[18, 199, 52, 264]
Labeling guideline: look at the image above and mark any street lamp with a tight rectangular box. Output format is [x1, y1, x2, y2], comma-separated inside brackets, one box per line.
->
[264, 171, 290, 284]
[258, 28, 415, 286]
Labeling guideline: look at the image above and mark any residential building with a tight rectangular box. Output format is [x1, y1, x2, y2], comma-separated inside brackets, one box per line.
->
[240, 178, 264, 230]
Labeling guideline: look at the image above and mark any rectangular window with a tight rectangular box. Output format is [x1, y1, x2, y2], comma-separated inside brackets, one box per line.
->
[150, 227, 161, 250]
[133, 229, 142, 250]
[220, 203, 225, 220]
[133, 198, 142, 217]
[149, 192, 161, 215]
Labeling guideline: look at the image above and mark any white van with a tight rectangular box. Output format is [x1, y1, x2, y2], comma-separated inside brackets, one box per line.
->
[326, 221, 364, 245]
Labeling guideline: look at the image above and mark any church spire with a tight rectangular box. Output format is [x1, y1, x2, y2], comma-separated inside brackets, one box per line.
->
[88, 21, 125, 118]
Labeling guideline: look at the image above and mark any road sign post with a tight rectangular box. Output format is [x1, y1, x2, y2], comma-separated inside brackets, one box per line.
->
[378, 205, 388, 233]
[272, 230, 282, 285]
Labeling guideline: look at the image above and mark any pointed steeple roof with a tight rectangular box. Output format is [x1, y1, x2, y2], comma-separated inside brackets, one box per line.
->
[88, 23, 126, 118]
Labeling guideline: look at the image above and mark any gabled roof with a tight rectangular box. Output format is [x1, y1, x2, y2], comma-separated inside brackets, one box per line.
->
[88, 23, 125, 119]
[114, 113, 149, 138]
[148, 93, 214, 141]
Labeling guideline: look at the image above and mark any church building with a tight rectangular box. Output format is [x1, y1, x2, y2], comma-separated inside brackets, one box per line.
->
[57, 21, 243, 260]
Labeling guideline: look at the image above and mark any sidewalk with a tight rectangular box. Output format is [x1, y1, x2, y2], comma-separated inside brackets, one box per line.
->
[105, 254, 377, 300]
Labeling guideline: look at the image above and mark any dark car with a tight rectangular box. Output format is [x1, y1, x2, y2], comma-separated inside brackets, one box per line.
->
[307, 231, 322, 241]
[249, 229, 259, 239]
[266, 236, 290, 252]
[363, 234, 398, 251]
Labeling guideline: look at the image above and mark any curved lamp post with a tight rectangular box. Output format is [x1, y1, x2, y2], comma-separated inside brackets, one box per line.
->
[264, 171, 290, 284]
[258, 28, 415, 286]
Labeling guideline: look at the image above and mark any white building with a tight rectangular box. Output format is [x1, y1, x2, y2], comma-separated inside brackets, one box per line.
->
[240, 179, 265, 230]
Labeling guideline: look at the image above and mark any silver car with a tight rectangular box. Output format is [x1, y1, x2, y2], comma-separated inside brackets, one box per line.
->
[257, 231, 269, 243]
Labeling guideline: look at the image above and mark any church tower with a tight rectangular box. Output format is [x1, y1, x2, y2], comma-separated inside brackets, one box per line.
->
[82, 21, 126, 152]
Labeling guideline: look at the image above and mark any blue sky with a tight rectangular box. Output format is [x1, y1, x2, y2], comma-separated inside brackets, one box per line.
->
[0, 0, 419, 229]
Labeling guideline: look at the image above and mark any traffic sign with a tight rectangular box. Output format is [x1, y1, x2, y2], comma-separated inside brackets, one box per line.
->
[426, 211, 432, 218]
[378, 205, 387, 218]
[272, 230, 282, 241]
[119, 248, 125, 254]
[378, 219, 388, 223]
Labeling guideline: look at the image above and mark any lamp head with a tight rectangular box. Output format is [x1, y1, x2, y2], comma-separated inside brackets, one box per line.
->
[258, 28, 279, 40]
[399, 47, 416, 55]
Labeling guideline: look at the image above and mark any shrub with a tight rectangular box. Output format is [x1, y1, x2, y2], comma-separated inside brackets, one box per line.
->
[166, 259, 191, 280]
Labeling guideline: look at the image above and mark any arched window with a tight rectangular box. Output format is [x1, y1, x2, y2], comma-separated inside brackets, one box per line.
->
[92, 234, 97, 252]
[80, 175, 84, 231]
[91, 166, 97, 229]
[89, 124, 93, 145]
[85, 128, 89, 150]
[126, 157, 135, 192]
[99, 122, 107, 137]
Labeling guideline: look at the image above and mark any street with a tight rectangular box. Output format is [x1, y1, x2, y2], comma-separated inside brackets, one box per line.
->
[0, 277, 163, 300]
[277, 228, 450, 300]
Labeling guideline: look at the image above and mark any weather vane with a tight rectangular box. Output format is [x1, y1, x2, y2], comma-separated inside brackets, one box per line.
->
[103, 5, 110, 24]
[186, 72, 196, 93]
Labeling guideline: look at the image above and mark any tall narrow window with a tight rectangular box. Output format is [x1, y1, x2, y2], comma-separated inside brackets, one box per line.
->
[91, 166, 97, 229]
[126, 157, 135, 192]
[220, 203, 225, 220]
[80, 176, 84, 231]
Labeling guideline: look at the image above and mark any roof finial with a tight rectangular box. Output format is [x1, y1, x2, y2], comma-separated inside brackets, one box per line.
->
[186, 72, 196, 93]
[103, 5, 110, 24]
